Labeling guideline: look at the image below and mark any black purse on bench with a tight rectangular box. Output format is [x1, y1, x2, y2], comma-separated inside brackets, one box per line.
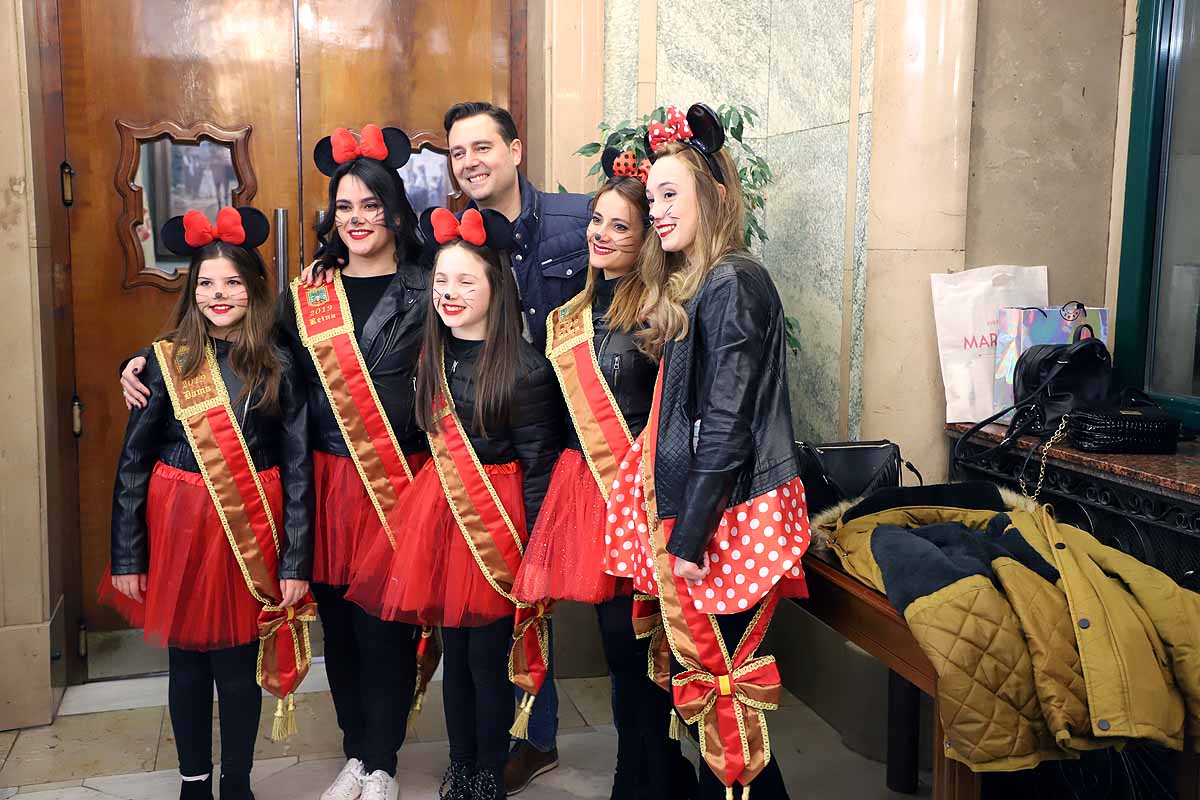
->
[795, 440, 923, 517]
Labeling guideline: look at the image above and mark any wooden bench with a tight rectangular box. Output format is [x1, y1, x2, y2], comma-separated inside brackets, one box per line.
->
[798, 553, 1200, 800]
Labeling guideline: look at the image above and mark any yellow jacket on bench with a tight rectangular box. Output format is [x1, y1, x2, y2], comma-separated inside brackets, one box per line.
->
[816, 482, 1200, 772]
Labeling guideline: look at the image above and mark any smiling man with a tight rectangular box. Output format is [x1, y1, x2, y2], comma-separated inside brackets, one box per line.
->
[444, 102, 590, 353]
[443, 101, 590, 795]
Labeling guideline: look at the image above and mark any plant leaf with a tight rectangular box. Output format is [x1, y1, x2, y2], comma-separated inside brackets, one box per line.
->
[577, 142, 602, 157]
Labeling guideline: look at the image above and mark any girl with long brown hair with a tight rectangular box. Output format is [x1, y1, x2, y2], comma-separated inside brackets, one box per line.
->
[105, 207, 312, 800]
[347, 207, 564, 800]
[604, 104, 810, 799]
[513, 161, 696, 799]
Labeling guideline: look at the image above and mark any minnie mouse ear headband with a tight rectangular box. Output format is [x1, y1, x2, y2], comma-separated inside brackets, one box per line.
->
[161, 206, 271, 257]
[313, 124, 413, 176]
[601, 147, 651, 185]
[419, 207, 515, 253]
[643, 103, 726, 184]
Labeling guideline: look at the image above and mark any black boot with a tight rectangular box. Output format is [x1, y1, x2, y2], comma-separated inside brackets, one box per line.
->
[219, 773, 255, 800]
[471, 767, 505, 800]
[439, 760, 473, 800]
[611, 724, 645, 800]
[179, 775, 213, 800]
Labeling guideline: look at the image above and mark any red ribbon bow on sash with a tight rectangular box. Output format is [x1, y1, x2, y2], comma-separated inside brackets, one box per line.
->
[183, 207, 247, 248]
[647, 106, 694, 151]
[611, 150, 651, 184]
[431, 207, 487, 246]
[331, 124, 388, 164]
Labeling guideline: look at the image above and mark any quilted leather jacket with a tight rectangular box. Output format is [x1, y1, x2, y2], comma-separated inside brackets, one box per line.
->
[110, 337, 314, 580]
[443, 335, 565, 527]
[820, 482, 1200, 771]
[561, 277, 657, 451]
[655, 252, 799, 564]
[276, 263, 429, 458]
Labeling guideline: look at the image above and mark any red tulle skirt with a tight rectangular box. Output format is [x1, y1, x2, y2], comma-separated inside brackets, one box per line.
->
[99, 462, 279, 650]
[347, 458, 526, 628]
[312, 450, 428, 586]
[513, 449, 624, 604]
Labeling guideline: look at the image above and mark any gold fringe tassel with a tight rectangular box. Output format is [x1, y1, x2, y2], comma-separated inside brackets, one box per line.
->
[725, 788, 734, 800]
[407, 686, 426, 733]
[669, 709, 683, 741]
[510, 692, 535, 738]
[743, 786, 750, 799]
[270, 694, 298, 742]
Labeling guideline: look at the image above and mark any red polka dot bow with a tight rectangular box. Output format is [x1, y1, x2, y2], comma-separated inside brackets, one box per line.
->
[182, 207, 246, 248]
[611, 150, 651, 184]
[430, 207, 487, 246]
[647, 106, 694, 151]
[331, 124, 388, 164]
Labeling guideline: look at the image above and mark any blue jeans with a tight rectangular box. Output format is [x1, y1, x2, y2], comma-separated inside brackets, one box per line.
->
[513, 619, 558, 752]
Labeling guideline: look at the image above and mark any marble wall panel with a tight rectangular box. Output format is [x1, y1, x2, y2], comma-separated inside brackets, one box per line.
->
[849, 111, 872, 439]
[602, 0, 640, 123]
[767, 0, 852, 135]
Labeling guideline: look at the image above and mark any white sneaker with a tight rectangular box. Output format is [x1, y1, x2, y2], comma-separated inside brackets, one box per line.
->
[321, 758, 366, 800]
[360, 769, 398, 800]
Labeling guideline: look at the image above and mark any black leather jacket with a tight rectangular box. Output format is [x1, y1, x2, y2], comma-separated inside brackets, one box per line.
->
[110, 338, 314, 580]
[562, 277, 656, 450]
[655, 253, 799, 564]
[443, 335, 564, 526]
[276, 264, 429, 458]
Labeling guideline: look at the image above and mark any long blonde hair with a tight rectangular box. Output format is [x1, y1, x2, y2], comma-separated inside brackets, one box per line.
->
[638, 142, 744, 359]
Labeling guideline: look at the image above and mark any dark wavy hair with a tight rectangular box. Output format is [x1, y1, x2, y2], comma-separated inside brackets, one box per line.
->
[442, 101, 519, 144]
[314, 157, 422, 267]
[415, 241, 524, 436]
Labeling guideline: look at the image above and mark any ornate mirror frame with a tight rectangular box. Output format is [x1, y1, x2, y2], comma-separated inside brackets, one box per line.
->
[114, 120, 257, 290]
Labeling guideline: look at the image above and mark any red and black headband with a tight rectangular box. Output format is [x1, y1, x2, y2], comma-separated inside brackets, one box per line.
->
[160, 206, 271, 257]
[419, 207, 514, 253]
[601, 147, 651, 185]
[643, 103, 726, 184]
[313, 124, 413, 176]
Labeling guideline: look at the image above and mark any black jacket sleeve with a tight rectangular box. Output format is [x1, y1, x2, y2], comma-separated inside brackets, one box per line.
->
[509, 355, 565, 529]
[667, 272, 771, 563]
[276, 348, 314, 581]
[110, 352, 169, 575]
[117, 346, 152, 377]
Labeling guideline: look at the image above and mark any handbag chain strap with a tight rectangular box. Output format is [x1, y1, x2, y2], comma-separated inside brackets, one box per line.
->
[1019, 414, 1069, 502]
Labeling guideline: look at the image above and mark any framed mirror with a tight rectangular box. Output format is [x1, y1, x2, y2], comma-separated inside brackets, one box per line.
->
[116, 120, 257, 289]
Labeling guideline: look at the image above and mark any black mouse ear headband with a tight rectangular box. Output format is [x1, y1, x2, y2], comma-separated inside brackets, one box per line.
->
[419, 207, 515, 253]
[160, 206, 271, 258]
[313, 124, 413, 176]
[643, 103, 727, 184]
[601, 146, 651, 184]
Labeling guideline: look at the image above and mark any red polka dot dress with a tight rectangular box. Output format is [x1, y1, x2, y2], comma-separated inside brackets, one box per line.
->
[604, 433, 810, 611]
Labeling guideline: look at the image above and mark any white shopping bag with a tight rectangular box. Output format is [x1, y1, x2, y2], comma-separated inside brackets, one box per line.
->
[931, 265, 1048, 423]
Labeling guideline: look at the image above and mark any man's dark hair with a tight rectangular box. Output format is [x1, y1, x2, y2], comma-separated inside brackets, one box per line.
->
[443, 101, 519, 144]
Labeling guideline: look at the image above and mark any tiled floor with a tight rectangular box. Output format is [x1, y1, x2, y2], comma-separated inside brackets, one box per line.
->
[0, 676, 930, 798]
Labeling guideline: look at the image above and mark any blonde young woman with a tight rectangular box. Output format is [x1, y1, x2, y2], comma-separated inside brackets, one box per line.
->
[604, 104, 810, 799]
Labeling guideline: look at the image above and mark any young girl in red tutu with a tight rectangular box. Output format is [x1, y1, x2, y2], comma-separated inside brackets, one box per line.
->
[105, 207, 312, 800]
[347, 207, 563, 800]
[512, 160, 695, 800]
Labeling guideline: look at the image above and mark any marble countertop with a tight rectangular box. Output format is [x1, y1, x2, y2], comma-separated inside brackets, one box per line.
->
[946, 422, 1200, 498]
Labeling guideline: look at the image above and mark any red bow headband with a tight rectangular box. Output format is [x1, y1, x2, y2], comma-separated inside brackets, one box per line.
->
[604, 149, 651, 184]
[331, 124, 388, 164]
[647, 106, 694, 151]
[183, 207, 246, 247]
[431, 208, 487, 246]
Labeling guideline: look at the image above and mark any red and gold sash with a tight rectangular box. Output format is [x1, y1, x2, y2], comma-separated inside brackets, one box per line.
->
[424, 347, 549, 735]
[292, 272, 415, 548]
[154, 340, 315, 739]
[639, 369, 783, 793]
[545, 298, 635, 499]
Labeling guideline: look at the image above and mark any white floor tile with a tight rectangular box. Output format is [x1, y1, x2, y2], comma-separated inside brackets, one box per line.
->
[11, 789, 106, 800]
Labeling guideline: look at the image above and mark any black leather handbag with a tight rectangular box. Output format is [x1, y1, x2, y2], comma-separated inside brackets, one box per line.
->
[1068, 389, 1181, 454]
[795, 440, 923, 517]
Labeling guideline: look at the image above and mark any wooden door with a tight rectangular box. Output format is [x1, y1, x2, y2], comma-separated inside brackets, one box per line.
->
[62, 0, 302, 636]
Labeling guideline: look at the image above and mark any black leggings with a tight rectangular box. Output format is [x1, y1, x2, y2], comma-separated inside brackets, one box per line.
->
[441, 617, 514, 773]
[169, 642, 261, 781]
[597, 595, 689, 797]
[313, 582, 420, 776]
[674, 605, 791, 800]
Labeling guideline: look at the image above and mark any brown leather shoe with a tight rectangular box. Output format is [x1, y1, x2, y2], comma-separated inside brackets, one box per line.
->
[503, 741, 559, 796]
